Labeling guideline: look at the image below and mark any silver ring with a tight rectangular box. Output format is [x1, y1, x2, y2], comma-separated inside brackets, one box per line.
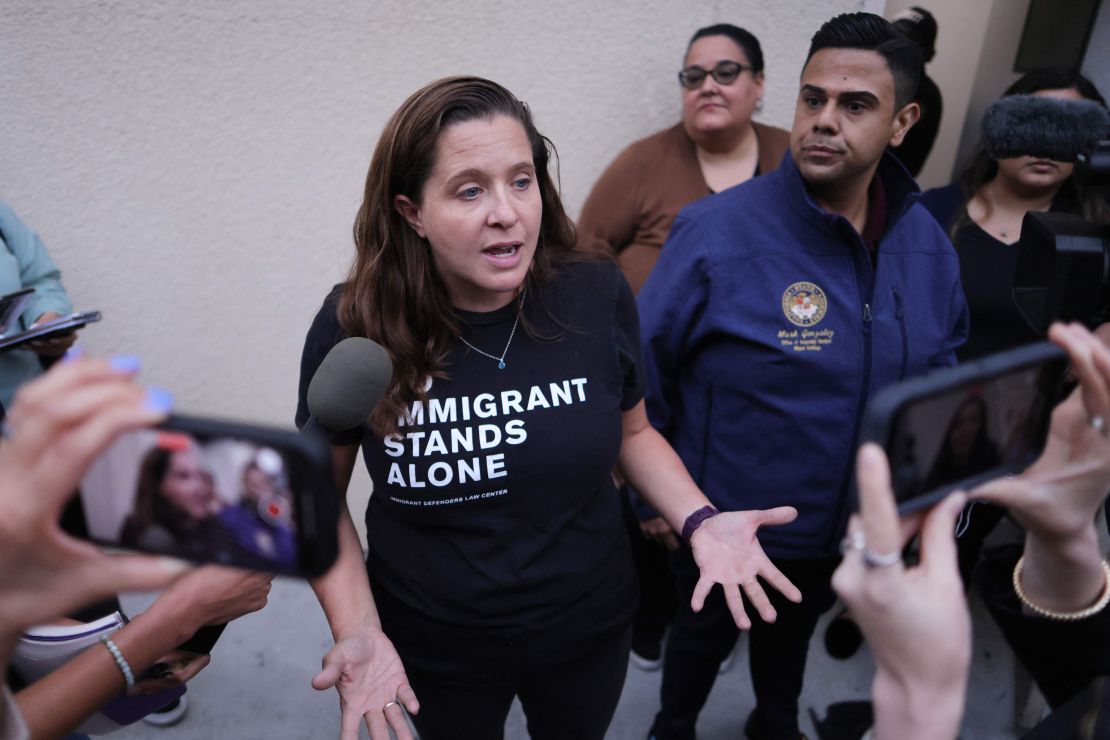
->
[383, 701, 399, 711]
[862, 548, 902, 568]
[839, 530, 865, 555]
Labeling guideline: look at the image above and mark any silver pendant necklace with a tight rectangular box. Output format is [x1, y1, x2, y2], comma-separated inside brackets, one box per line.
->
[458, 291, 525, 370]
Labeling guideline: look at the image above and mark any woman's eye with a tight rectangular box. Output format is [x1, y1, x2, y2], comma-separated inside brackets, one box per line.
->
[459, 186, 481, 199]
[512, 177, 531, 190]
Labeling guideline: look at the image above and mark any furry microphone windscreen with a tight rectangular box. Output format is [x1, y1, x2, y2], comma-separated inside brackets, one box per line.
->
[981, 95, 1109, 163]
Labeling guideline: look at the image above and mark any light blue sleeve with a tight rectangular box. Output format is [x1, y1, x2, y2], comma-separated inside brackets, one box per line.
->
[0, 201, 73, 328]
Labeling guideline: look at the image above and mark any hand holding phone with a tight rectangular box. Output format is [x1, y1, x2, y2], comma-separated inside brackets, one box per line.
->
[80, 415, 339, 577]
[972, 323, 1110, 540]
[27, 311, 80, 357]
[0, 310, 100, 353]
[862, 342, 1069, 515]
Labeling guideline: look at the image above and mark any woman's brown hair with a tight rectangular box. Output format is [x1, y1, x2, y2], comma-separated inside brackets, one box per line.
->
[119, 446, 173, 546]
[338, 76, 580, 437]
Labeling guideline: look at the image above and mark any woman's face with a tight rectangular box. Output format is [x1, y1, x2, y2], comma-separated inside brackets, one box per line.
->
[681, 35, 764, 139]
[995, 87, 1084, 192]
[949, 401, 985, 460]
[161, 449, 211, 521]
[395, 115, 541, 313]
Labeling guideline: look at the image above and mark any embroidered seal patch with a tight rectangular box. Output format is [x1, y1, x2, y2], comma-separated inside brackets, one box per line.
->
[782, 282, 828, 327]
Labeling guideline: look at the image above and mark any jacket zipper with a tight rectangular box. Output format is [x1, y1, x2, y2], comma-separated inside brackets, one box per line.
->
[824, 240, 876, 553]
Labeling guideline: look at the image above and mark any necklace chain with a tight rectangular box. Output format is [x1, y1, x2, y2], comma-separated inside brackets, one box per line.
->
[458, 291, 525, 370]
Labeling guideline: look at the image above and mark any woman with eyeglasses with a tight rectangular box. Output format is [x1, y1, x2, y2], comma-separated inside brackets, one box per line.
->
[578, 24, 788, 293]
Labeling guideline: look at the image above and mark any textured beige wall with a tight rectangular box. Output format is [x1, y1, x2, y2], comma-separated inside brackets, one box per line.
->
[0, 0, 863, 427]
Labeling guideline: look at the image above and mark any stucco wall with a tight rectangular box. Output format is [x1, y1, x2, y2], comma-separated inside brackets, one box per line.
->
[883, 0, 995, 189]
[1, 0, 865, 429]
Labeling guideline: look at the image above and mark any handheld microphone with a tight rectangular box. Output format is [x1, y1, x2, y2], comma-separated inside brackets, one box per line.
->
[304, 337, 393, 433]
[980, 95, 1109, 162]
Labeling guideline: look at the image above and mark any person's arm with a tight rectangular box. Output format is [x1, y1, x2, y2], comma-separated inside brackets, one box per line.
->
[307, 444, 418, 740]
[15, 566, 273, 739]
[618, 402, 802, 628]
[0, 355, 187, 733]
[833, 445, 970, 740]
[0, 202, 72, 328]
[0, 356, 183, 654]
[974, 322, 1110, 611]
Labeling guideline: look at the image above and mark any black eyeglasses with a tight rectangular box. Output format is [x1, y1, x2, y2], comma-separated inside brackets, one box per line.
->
[677, 61, 753, 90]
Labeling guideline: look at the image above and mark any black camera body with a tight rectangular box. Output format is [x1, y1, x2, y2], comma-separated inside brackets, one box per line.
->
[1013, 140, 1110, 333]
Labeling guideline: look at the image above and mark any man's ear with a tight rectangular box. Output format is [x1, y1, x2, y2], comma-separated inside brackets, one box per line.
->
[889, 101, 921, 148]
[394, 195, 426, 239]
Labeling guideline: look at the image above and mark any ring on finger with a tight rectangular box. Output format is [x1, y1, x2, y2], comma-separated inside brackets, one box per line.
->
[383, 701, 399, 711]
[839, 530, 865, 555]
[1088, 412, 1109, 437]
[862, 547, 902, 568]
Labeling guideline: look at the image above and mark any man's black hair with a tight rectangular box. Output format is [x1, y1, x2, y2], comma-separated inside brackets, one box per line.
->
[688, 24, 764, 73]
[805, 13, 923, 109]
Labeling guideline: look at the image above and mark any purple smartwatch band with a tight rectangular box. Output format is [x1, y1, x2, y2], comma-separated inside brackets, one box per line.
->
[681, 505, 720, 544]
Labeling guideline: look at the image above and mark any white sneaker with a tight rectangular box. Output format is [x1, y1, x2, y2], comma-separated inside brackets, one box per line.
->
[718, 646, 736, 674]
[630, 648, 663, 672]
[143, 695, 188, 727]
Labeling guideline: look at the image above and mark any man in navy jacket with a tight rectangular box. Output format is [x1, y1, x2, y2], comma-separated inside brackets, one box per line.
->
[641, 13, 968, 740]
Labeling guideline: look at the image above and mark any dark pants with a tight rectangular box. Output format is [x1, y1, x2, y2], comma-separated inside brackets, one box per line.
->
[622, 493, 677, 657]
[372, 569, 634, 740]
[403, 625, 630, 740]
[651, 549, 838, 740]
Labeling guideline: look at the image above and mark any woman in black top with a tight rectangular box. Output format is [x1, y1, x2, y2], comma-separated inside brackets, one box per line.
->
[296, 76, 802, 740]
[921, 68, 1108, 361]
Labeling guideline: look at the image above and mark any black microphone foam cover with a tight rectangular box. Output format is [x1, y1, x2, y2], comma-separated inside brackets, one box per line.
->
[981, 95, 1109, 162]
[307, 337, 393, 432]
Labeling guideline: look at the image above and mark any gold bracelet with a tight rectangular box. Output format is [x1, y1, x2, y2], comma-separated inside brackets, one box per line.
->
[1012, 555, 1110, 621]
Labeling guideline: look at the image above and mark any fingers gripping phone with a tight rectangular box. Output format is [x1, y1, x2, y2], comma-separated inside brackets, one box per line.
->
[861, 342, 1069, 515]
[80, 415, 339, 578]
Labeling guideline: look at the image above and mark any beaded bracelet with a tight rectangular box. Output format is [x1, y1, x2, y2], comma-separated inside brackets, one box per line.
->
[1012, 555, 1110, 621]
[99, 635, 135, 687]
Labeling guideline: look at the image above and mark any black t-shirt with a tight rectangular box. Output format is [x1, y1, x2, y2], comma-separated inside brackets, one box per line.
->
[297, 260, 642, 630]
[951, 221, 1039, 361]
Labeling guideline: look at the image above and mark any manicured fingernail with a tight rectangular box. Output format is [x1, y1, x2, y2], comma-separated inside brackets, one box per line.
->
[144, 387, 175, 414]
[158, 556, 191, 574]
[110, 355, 141, 373]
[61, 345, 85, 364]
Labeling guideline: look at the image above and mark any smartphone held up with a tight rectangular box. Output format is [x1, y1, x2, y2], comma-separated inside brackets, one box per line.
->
[862, 342, 1069, 515]
[80, 416, 339, 577]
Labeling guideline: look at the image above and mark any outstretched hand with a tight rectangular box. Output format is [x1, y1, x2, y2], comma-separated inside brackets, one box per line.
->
[312, 628, 419, 740]
[689, 507, 803, 629]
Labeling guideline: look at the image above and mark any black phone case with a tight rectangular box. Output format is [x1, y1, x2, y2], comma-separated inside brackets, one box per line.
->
[0, 310, 101, 352]
[860, 342, 1068, 515]
[92, 414, 340, 578]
